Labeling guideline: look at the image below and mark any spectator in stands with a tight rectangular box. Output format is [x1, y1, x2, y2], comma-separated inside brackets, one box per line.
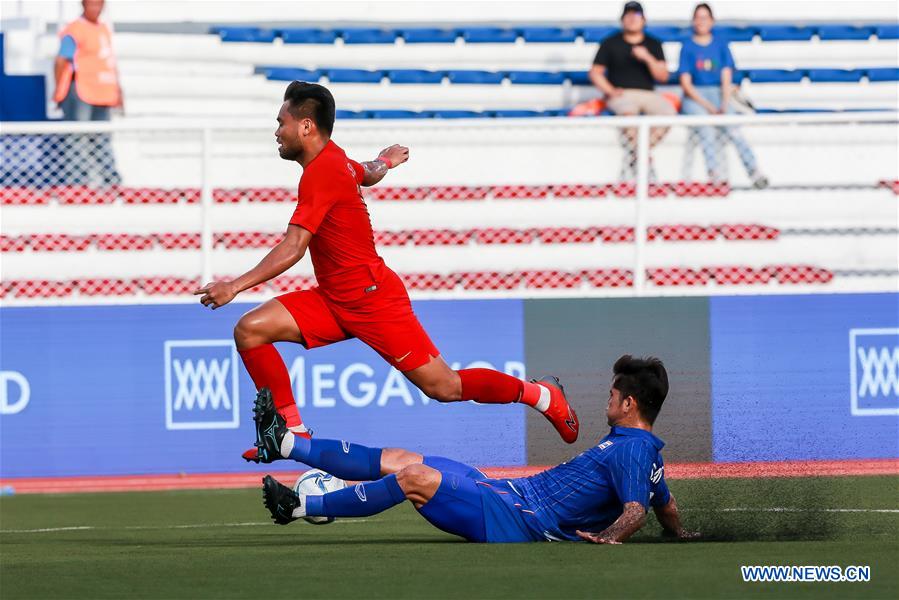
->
[590, 1, 674, 179]
[678, 3, 767, 188]
[52, 0, 122, 185]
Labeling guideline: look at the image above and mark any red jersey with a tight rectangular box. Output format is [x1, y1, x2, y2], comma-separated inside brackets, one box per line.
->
[289, 140, 386, 304]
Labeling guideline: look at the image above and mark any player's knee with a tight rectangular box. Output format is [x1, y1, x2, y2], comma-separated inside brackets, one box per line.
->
[396, 464, 439, 499]
[233, 314, 267, 348]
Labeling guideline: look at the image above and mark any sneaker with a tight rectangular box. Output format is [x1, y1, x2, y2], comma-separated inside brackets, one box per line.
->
[262, 474, 301, 525]
[250, 388, 288, 464]
[242, 424, 312, 464]
[533, 376, 580, 444]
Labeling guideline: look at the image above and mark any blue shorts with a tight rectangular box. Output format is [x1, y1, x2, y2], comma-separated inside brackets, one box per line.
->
[416, 456, 541, 543]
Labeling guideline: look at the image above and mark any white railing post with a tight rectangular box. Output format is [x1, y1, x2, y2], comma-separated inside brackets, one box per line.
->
[199, 126, 213, 285]
[633, 121, 650, 295]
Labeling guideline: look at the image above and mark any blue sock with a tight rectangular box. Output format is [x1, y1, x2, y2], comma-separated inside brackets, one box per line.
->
[305, 474, 406, 517]
[288, 437, 382, 481]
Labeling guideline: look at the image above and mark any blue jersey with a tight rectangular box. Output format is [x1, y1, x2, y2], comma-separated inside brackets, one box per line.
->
[509, 426, 670, 542]
[677, 36, 736, 86]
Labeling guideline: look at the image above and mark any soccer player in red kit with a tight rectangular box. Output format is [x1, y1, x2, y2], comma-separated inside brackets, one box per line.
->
[195, 82, 579, 463]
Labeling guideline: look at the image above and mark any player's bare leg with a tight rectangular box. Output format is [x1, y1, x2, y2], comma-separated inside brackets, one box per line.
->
[234, 299, 311, 463]
[403, 355, 580, 443]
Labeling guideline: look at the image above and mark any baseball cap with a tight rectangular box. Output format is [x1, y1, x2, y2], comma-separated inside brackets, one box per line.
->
[621, 1, 644, 17]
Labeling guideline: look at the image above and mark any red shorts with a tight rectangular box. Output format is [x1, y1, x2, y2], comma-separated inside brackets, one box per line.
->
[275, 268, 439, 371]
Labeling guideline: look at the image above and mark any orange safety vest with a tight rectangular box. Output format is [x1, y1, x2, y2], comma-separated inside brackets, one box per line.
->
[53, 17, 120, 106]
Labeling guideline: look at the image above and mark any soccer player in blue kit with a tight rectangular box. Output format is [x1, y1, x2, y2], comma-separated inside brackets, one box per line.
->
[257, 355, 698, 543]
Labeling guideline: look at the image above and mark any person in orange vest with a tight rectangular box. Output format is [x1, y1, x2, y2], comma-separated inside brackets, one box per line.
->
[53, 0, 122, 185]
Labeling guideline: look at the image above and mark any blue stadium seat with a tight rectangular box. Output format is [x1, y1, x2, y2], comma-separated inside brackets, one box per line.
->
[368, 110, 429, 119]
[732, 70, 748, 84]
[563, 70, 592, 86]
[874, 24, 899, 39]
[386, 69, 445, 84]
[335, 110, 370, 119]
[580, 26, 618, 43]
[866, 67, 899, 82]
[646, 25, 687, 42]
[814, 25, 873, 40]
[491, 110, 545, 118]
[542, 109, 569, 117]
[432, 110, 489, 119]
[278, 28, 337, 44]
[758, 25, 813, 41]
[263, 67, 321, 82]
[806, 69, 864, 83]
[712, 25, 757, 42]
[747, 69, 804, 83]
[459, 27, 518, 43]
[507, 70, 566, 85]
[446, 70, 505, 84]
[325, 69, 384, 83]
[339, 28, 397, 44]
[519, 27, 578, 43]
[217, 27, 276, 43]
[399, 28, 458, 43]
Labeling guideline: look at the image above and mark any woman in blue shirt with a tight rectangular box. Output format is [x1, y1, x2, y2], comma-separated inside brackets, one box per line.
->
[678, 3, 767, 187]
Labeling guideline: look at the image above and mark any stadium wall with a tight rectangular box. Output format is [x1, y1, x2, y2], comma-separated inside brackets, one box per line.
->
[0, 292, 897, 478]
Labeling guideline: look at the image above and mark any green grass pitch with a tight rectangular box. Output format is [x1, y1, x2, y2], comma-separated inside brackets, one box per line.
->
[2, 476, 897, 599]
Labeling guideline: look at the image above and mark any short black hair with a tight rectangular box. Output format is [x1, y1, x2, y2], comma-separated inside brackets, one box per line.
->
[612, 355, 669, 424]
[283, 81, 336, 137]
[694, 2, 714, 18]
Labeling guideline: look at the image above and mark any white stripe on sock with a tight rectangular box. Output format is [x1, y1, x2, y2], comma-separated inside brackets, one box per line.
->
[291, 497, 307, 519]
[535, 385, 551, 413]
[280, 431, 295, 458]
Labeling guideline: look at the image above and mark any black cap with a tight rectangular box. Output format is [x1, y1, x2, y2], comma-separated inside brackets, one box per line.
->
[622, 1, 644, 17]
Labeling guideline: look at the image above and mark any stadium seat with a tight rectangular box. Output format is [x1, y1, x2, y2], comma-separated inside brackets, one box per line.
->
[507, 70, 566, 85]
[645, 25, 687, 42]
[814, 24, 874, 41]
[92, 234, 154, 251]
[269, 275, 316, 293]
[325, 68, 384, 83]
[461, 271, 524, 290]
[53, 185, 116, 204]
[874, 24, 899, 39]
[76, 278, 138, 296]
[747, 69, 805, 83]
[411, 229, 472, 245]
[156, 233, 201, 249]
[563, 70, 592, 85]
[368, 109, 429, 119]
[580, 26, 618, 42]
[137, 277, 200, 295]
[865, 67, 899, 82]
[519, 27, 579, 43]
[709, 266, 772, 285]
[217, 27, 276, 43]
[373, 230, 413, 246]
[758, 25, 814, 41]
[432, 110, 489, 119]
[712, 25, 757, 42]
[475, 228, 537, 244]
[459, 27, 518, 43]
[491, 109, 545, 118]
[339, 27, 397, 44]
[648, 267, 711, 286]
[386, 69, 445, 84]
[806, 69, 864, 83]
[446, 70, 505, 84]
[278, 28, 338, 44]
[429, 186, 489, 200]
[335, 109, 370, 119]
[264, 67, 322, 82]
[538, 227, 603, 243]
[401, 273, 460, 290]
[598, 226, 635, 243]
[0, 187, 50, 205]
[0, 235, 27, 252]
[773, 264, 834, 284]
[492, 184, 551, 199]
[368, 186, 430, 201]
[647, 224, 717, 242]
[398, 28, 459, 43]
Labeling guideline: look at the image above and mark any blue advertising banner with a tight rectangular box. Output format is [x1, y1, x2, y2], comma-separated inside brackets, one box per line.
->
[0, 300, 526, 477]
[710, 293, 899, 461]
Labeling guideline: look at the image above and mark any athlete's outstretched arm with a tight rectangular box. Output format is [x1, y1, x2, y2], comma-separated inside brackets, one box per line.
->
[360, 144, 409, 187]
[653, 494, 700, 540]
[194, 224, 312, 308]
[576, 502, 647, 544]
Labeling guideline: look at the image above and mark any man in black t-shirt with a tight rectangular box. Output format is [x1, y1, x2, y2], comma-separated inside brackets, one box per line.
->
[589, 2, 674, 177]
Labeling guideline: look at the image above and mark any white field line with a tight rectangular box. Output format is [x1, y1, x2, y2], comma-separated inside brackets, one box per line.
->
[0, 519, 372, 534]
[686, 507, 899, 514]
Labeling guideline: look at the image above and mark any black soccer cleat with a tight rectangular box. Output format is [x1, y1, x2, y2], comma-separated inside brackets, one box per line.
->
[262, 474, 301, 525]
[251, 388, 288, 464]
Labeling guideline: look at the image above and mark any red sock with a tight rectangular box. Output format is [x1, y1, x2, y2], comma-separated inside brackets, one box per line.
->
[458, 368, 542, 408]
[239, 344, 303, 429]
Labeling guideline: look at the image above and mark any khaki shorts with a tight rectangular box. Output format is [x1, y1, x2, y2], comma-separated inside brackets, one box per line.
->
[607, 89, 676, 116]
